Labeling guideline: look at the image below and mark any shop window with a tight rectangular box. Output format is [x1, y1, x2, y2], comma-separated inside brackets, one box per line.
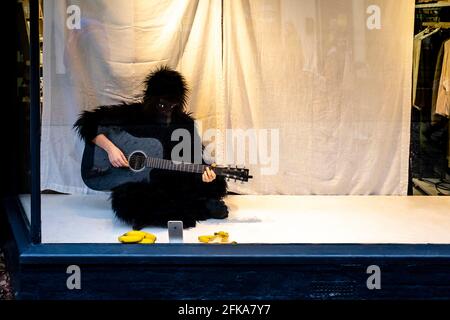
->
[16, 0, 449, 245]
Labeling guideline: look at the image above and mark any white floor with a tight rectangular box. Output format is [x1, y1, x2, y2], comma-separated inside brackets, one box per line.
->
[19, 194, 450, 244]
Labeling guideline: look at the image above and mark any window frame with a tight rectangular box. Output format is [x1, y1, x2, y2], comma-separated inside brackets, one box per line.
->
[25, 0, 450, 257]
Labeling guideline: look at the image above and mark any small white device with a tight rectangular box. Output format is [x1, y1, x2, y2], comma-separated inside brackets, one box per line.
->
[168, 221, 183, 243]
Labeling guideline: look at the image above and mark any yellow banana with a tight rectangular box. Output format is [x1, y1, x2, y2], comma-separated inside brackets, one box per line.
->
[118, 234, 144, 243]
[214, 231, 229, 238]
[143, 233, 157, 241]
[125, 230, 147, 237]
[139, 237, 156, 244]
[199, 231, 235, 244]
[198, 235, 217, 243]
[118, 230, 157, 244]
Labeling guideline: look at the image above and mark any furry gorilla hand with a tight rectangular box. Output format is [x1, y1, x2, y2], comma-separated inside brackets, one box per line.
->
[74, 66, 228, 229]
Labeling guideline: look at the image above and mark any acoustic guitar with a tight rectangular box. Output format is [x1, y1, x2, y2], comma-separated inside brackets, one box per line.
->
[81, 126, 253, 191]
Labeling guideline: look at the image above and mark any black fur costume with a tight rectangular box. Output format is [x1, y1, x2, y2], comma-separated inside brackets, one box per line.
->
[74, 66, 228, 229]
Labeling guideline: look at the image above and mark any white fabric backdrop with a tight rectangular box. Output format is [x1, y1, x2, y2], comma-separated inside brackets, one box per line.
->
[42, 0, 223, 194]
[42, 0, 414, 195]
[221, 0, 414, 195]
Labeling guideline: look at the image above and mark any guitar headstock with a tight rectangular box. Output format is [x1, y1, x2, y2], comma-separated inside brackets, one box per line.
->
[217, 166, 253, 183]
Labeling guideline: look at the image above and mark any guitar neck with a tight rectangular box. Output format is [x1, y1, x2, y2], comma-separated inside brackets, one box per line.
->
[145, 157, 223, 175]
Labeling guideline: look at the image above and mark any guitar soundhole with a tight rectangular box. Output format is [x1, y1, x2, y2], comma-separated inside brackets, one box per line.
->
[128, 151, 147, 172]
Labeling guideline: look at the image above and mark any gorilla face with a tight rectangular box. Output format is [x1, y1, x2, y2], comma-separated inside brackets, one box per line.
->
[158, 98, 180, 115]
[154, 97, 181, 124]
[141, 66, 188, 125]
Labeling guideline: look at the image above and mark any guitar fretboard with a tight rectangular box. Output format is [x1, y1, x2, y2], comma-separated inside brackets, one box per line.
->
[145, 157, 210, 174]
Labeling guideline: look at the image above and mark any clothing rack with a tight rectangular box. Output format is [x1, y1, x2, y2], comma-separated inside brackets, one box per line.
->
[423, 21, 450, 28]
[416, 1, 450, 9]
[415, 2, 450, 33]
[411, 14, 450, 186]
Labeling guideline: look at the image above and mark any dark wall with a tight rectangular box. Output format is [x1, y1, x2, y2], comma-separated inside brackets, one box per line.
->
[2, 1, 30, 198]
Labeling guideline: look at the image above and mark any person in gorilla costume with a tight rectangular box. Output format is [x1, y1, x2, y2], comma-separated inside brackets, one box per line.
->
[74, 66, 228, 229]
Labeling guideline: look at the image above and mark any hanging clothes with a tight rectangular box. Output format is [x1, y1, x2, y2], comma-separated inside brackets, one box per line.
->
[434, 39, 450, 169]
[436, 39, 450, 117]
[412, 26, 450, 179]
[415, 28, 446, 116]
[413, 27, 432, 108]
[411, 4, 450, 183]
[431, 39, 445, 122]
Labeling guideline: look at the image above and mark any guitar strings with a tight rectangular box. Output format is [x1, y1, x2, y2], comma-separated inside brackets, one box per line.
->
[123, 153, 249, 179]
